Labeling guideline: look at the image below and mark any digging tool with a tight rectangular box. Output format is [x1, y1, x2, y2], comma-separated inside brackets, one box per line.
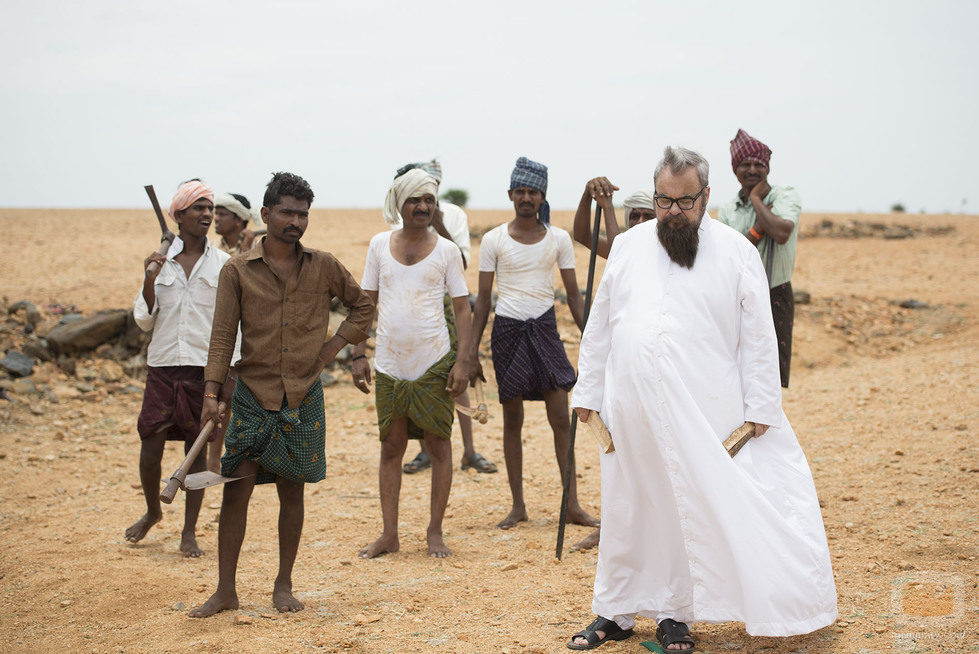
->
[143, 185, 176, 276]
[455, 379, 491, 424]
[555, 204, 603, 560]
[724, 421, 756, 457]
[160, 402, 227, 503]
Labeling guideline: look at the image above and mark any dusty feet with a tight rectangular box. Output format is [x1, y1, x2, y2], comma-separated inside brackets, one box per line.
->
[496, 506, 528, 530]
[124, 512, 161, 543]
[188, 590, 238, 618]
[272, 581, 304, 613]
[570, 527, 600, 552]
[180, 532, 204, 558]
[358, 533, 399, 559]
[427, 531, 451, 558]
[567, 506, 600, 528]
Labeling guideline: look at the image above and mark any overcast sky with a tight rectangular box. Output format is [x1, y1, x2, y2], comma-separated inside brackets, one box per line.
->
[1, 0, 976, 213]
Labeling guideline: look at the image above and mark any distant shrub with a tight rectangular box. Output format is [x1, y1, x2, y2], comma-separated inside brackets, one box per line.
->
[441, 189, 469, 207]
[891, 203, 906, 213]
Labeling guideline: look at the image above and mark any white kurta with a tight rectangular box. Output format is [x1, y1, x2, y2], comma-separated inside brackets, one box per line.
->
[571, 218, 837, 637]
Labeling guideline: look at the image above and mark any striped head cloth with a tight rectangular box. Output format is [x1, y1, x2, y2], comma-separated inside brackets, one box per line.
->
[509, 156, 550, 225]
[383, 168, 439, 225]
[395, 158, 443, 184]
[622, 190, 656, 225]
[730, 129, 772, 171]
[214, 192, 260, 226]
[168, 180, 214, 220]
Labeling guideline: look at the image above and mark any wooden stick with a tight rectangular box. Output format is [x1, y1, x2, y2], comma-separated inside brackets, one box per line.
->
[160, 402, 226, 504]
[143, 185, 176, 276]
[556, 203, 603, 560]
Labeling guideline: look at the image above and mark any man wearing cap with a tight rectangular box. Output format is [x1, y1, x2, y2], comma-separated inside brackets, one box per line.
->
[572, 177, 657, 258]
[718, 129, 801, 388]
[390, 159, 498, 477]
[126, 179, 236, 557]
[191, 172, 374, 617]
[353, 168, 474, 559]
[214, 192, 259, 255]
[469, 157, 599, 530]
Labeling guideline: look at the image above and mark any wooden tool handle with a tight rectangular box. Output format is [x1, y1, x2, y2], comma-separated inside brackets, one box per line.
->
[160, 402, 225, 504]
[724, 421, 756, 458]
[145, 232, 176, 277]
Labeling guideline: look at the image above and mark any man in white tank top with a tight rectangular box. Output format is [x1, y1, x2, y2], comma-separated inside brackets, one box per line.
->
[469, 157, 600, 531]
[353, 169, 475, 559]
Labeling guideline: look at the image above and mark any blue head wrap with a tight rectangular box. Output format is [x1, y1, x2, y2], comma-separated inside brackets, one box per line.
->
[509, 156, 550, 225]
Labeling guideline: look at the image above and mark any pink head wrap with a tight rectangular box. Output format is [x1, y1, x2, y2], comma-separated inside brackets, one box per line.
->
[168, 180, 215, 219]
[730, 129, 772, 171]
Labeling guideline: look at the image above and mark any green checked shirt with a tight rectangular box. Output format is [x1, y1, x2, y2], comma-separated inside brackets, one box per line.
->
[717, 185, 802, 288]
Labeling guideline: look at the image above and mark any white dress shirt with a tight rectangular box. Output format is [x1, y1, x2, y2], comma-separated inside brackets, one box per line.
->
[133, 236, 240, 368]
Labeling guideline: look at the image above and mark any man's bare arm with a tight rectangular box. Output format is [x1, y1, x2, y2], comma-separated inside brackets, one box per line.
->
[749, 182, 794, 244]
[469, 271, 495, 381]
[351, 289, 379, 394]
[447, 295, 474, 396]
[560, 268, 585, 331]
[572, 178, 620, 259]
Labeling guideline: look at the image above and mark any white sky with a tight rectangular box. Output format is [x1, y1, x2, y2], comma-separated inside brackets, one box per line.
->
[1, 0, 976, 213]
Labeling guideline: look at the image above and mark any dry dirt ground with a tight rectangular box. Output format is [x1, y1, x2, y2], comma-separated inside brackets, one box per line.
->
[0, 208, 976, 654]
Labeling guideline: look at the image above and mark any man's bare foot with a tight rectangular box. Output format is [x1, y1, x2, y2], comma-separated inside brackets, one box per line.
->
[496, 507, 528, 530]
[427, 531, 451, 558]
[570, 527, 600, 552]
[124, 512, 161, 543]
[180, 532, 204, 558]
[189, 590, 238, 618]
[567, 507, 600, 528]
[272, 581, 304, 613]
[358, 533, 399, 559]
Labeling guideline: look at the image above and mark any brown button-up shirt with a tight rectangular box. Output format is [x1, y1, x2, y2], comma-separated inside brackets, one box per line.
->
[205, 239, 375, 410]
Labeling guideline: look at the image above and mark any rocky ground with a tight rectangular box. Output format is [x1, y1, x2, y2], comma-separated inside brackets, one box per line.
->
[0, 208, 976, 653]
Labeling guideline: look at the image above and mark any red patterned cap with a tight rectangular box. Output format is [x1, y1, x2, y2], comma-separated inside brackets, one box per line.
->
[730, 129, 772, 171]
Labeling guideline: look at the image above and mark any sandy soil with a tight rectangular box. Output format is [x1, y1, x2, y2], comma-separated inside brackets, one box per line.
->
[0, 208, 976, 653]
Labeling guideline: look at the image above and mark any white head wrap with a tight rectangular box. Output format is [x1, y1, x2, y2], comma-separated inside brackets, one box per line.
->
[383, 168, 439, 225]
[214, 192, 260, 226]
[622, 190, 656, 225]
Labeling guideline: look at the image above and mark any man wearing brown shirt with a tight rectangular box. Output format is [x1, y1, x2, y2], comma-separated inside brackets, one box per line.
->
[190, 172, 374, 618]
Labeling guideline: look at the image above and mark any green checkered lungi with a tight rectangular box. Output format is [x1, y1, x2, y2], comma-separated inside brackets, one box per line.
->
[221, 380, 326, 484]
[375, 350, 455, 441]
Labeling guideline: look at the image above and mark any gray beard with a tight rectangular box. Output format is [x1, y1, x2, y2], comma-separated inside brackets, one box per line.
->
[656, 215, 700, 268]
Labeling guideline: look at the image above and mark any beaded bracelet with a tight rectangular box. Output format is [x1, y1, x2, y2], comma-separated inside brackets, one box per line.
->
[204, 393, 218, 399]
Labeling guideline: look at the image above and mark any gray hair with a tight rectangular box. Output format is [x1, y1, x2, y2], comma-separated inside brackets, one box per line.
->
[653, 146, 710, 189]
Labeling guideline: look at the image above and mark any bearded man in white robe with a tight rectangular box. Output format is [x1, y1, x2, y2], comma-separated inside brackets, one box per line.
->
[567, 147, 837, 651]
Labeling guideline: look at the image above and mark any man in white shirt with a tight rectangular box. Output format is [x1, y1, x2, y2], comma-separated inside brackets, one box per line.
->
[388, 159, 498, 476]
[470, 157, 600, 531]
[126, 179, 235, 557]
[353, 169, 475, 558]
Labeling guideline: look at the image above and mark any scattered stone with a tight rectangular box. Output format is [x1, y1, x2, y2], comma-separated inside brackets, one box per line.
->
[121, 384, 142, 394]
[9, 301, 42, 327]
[21, 337, 53, 362]
[352, 613, 368, 626]
[45, 310, 128, 355]
[501, 563, 518, 572]
[60, 599, 72, 607]
[172, 602, 186, 611]
[0, 351, 34, 378]
[29, 406, 45, 416]
[98, 360, 124, 382]
[954, 424, 967, 431]
[841, 495, 857, 502]
[233, 613, 254, 625]
[11, 378, 36, 395]
[897, 561, 914, 570]
[50, 385, 81, 401]
[898, 299, 929, 310]
[793, 290, 811, 305]
[56, 356, 76, 376]
[894, 450, 904, 456]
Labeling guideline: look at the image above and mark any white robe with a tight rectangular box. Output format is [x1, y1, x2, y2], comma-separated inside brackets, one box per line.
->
[571, 217, 837, 637]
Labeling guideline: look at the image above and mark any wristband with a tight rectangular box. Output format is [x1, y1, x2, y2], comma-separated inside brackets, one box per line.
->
[749, 226, 763, 240]
[204, 393, 218, 399]
[352, 355, 367, 362]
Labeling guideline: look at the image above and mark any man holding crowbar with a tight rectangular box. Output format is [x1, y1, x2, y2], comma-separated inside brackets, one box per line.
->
[126, 179, 237, 557]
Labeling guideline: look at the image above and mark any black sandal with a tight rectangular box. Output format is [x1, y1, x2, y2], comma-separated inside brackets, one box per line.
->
[402, 451, 431, 474]
[656, 618, 695, 651]
[461, 452, 498, 473]
[567, 616, 634, 650]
